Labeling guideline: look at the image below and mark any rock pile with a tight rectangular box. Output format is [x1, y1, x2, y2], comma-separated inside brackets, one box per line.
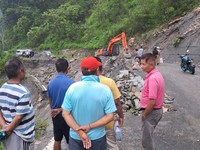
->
[113, 69, 174, 115]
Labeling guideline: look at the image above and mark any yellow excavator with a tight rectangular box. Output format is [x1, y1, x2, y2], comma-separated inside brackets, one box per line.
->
[96, 32, 128, 56]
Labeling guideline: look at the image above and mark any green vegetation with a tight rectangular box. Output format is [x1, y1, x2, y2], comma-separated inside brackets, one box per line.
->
[25, 74, 32, 78]
[0, 79, 7, 87]
[35, 116, 48, 140]
[20, 57, 29, 61]
[0, 0, 200, 73]
[173, 37, 181, 47]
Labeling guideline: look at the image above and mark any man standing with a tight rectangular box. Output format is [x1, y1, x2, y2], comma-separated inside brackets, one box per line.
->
[95, 57, 124, 150]
[62, 56, 117, 150]
[47, 58, 75, 150]
[0, 57, 35, 150]
[139, 46, 144, 56]
[140, 53, 165, 150]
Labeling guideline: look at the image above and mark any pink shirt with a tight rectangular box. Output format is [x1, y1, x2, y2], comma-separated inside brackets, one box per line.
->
[140, 68, 165, 108]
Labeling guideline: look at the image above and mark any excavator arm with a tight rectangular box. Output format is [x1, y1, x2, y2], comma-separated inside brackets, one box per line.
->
[96, 32, 127, 56]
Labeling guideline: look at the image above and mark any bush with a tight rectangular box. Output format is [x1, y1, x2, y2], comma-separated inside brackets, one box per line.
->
[173, 37, 181, 47]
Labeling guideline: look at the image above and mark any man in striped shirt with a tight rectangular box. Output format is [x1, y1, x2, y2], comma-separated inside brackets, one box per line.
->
[0, 57, 35, 150]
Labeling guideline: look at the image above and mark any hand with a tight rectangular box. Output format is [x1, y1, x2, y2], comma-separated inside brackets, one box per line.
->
[75, 125, 90, 133]
[142, 114, 146, 120]
[50, 109, 61, 118]
[115, 117, 124, 127]
[2, 124, 12, 137]
[80, 132, 91, 149]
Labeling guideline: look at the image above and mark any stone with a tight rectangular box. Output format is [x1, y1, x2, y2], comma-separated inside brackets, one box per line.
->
[121, 91, 128, 96]
[135, 92, 142, 99]
[134, 99, 141, 110]
[128, 92, 135, 97]
[123, 52, 132, 59]
[132, 62, 140, 70]
[119, 70, 129, 76]
[125, 100, 134, 108]
[164, 100, 173, 104]
[122, 104, 129, 110]
[162, 105, 169, 113]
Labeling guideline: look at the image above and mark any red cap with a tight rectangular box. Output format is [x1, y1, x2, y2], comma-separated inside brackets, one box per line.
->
[81, 57, 102, 72]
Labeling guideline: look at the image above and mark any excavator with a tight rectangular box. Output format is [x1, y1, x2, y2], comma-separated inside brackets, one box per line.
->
[96, 32, 128, 56]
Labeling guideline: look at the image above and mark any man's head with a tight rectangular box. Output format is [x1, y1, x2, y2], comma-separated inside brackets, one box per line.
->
[94, 57, 103, 73]
[55, 58, 69, 73]
[5, 57, 26, 80]
[81, 57, 102, 76]
[140, 53, 156, 73]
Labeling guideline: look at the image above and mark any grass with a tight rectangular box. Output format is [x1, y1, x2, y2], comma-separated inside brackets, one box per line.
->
[35, 116, 48, 140]
[19, 57, 29, 60]
[25, 74, 32, 78]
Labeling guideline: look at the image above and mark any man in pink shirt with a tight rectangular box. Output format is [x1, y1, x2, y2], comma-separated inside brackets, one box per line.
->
[140, 53, 165, 150]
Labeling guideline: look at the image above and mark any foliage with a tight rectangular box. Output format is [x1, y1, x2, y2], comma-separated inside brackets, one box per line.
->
[0, 0, 200, 71]
[0, 79, 7, 87]
[35, 116, 48, 140]
[20, 57, 29, 60]
[173, 37, 181, 47]
[0, 52, 13, 74]
[25, 74, 32, 78]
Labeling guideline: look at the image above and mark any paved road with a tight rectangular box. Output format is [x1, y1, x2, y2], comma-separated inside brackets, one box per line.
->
[154, 63, 200, 150]
[39, 63, 200, 150]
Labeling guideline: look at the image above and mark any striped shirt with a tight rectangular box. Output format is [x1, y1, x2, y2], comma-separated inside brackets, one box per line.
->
[0, 83, 35, 142]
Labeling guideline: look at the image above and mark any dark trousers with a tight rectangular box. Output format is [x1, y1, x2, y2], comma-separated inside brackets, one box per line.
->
[142, 108, 163, 150]
[69, 135, 107, 150]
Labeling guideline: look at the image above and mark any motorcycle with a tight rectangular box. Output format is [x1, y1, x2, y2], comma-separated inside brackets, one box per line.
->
[180, 50, 195, 74]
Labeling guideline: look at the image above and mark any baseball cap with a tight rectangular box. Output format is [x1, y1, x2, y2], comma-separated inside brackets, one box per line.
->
[81, 57, 102, 72]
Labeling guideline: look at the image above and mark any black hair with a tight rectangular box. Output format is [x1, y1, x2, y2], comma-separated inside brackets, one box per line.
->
[82, 70, 96, 76]
[135, 49, 138, 51]
[141, 46, 142, 48]
[5, 57, 24, 79]
[94, 57, 102, 72]
[55, 58, 69, 73]
[141, 53, 156, 64]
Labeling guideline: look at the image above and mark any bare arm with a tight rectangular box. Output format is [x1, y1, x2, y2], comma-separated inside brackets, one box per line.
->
[48, 98, 62, 118]
[2, 114, 24, 132]
[114, 98, 124, 127]
[89, 113, 114, 129]
[0, 109, 7, 127]
[142, 99, 156, 120]
[48, 98, 52, 109]
[76, 113, 114, 133]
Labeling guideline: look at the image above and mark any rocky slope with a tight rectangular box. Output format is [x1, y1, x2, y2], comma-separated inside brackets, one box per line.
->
[141, 6, 200, 64]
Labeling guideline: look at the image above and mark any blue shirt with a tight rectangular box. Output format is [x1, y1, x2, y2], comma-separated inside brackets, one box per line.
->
[0, 83, 35, 142]
[139, 48, 143, 56]
[62, 75, 117, 140]
[47, 73, 75, 110]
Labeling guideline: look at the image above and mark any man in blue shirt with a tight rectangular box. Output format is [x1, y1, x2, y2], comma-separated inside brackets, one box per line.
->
[47, 58, 75, 150]
[62, 57, 117, 150]
[139, 46, 144, 56]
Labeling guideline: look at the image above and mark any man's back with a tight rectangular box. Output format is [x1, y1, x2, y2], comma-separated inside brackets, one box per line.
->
[47, 73, 75, 109]
[139, 48, 143, 56]
[0, 83, 35, 141]
[62, 75, 116, 140]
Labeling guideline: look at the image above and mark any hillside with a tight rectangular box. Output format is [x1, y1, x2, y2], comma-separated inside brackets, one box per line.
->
[142, 6, 200, 64]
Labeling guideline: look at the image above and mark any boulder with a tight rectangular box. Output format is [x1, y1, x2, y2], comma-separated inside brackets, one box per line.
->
[135, 92, 142, 99]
